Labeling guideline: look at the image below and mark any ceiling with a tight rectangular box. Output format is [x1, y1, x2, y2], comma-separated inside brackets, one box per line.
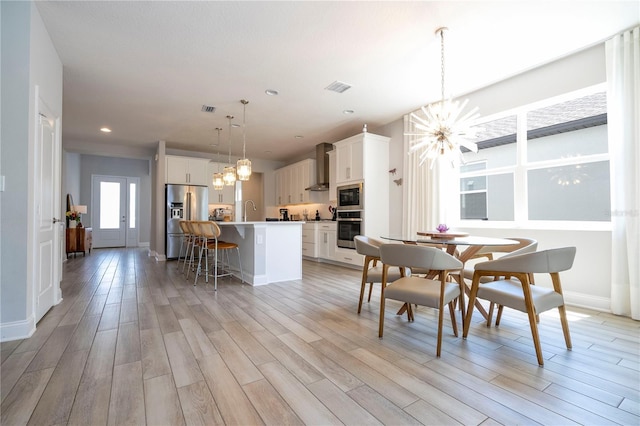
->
[35, 1, 639, 163]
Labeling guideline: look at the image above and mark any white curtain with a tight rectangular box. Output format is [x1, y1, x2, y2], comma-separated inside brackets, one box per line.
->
[606, 26, 640, 320]
[402, 114, 457, 238]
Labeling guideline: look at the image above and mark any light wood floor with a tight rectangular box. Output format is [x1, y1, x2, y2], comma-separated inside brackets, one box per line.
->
[1, 248, 639, 425]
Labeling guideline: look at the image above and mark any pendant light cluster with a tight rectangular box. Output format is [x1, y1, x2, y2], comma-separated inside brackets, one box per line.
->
[212, 127, 224, 190]
[212, 100, 252, 188]
[406, 27, 480, 168]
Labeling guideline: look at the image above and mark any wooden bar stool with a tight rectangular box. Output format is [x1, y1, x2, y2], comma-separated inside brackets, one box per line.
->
[192, 221, 244, 290]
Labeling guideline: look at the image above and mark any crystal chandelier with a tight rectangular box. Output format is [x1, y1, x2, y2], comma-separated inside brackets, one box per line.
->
[212, 127, 224, 190]
[236, 99, 252, 181]
[223, 115, 237, 186]
[407, 27, 480, 168]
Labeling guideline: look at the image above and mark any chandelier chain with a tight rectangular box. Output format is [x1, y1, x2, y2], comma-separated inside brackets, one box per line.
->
[440, 28, 446, 103]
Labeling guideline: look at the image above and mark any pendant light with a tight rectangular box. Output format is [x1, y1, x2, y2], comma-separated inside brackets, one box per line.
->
[406, 27, 480, 168]
[236, 99, 252, 181]
[212, 127, 224, 190]
[223, 115, 237, 186]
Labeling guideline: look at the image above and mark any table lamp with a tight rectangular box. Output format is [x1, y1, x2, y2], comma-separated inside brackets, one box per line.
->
[74, 205, 87, 227]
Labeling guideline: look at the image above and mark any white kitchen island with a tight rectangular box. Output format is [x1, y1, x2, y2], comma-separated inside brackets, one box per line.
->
[217, 221, 303, 286]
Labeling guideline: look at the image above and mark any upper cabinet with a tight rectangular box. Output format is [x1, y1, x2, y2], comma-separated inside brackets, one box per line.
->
[333, 132, 389, 186]
[207, 162, 235, 204]
[335, 137, 364, 184]
[275, 158, 316, 205]
[165, 155, 210, 186]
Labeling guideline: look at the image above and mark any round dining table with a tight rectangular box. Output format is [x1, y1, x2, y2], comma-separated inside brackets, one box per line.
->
[381, 233, 520, 319]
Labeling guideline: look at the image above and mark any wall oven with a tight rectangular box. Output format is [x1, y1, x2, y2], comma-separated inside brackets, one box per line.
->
[337, 183, 363, 210]
[336, 210, 362, 249]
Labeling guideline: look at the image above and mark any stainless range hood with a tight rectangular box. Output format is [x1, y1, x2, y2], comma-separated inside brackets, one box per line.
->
[305, 143, 333, 191]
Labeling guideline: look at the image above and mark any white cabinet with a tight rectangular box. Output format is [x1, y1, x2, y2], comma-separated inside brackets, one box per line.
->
[333, 132, 390, 248]
[166, 155, 210, 185]
[207, 162, 235, 204]
[301, 223, 318, 258]
[275, 159, 316, 205]
[334, 137, 363, 184]
[333, 247, 363, 267]
[317, 222, 336, 260]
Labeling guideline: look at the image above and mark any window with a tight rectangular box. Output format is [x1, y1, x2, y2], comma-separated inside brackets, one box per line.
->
[459, 85, 609, 225]
[129, 183, 136, 229]
[100, 182, 121, 229]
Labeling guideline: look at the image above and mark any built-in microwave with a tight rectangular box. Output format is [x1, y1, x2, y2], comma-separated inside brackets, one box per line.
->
[337, 183, 363, 210]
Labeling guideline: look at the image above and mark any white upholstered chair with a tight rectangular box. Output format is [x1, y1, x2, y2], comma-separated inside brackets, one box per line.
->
[462, 246, 576, 365]
[379, 243, 464, 357]
[461, 238, 538, 324]
[354, 236, 405, 314]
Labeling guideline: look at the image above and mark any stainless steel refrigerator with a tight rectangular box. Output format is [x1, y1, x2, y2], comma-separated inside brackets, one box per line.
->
[166, 184, 209, 259]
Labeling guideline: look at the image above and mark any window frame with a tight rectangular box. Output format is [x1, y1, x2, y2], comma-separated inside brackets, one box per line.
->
[455, 83, 611, 231]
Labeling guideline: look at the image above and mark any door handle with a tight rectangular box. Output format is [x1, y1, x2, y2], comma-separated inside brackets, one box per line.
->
[52, 217, 62, 223]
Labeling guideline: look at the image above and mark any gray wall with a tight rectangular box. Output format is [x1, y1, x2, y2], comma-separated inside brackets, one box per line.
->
[78, 154, 152, 244]
[1, 1, 63, 333]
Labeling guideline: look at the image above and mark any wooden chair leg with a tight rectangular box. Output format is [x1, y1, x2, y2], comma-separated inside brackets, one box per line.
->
[557, 305, 572, 350]
[407, 303, 414, 322]
[496, 305, 504, 326]
[486, 302, 495, 327]
[436, 301, 445, 357]
[367, 282, 374, 302]
[357, 271, 367, 314]
[378, 296, 386, 338]
[526, 307, 545, 365]
[448, 301, 458, 337]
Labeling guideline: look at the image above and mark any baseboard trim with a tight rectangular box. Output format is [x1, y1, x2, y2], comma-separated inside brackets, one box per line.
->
[564, 291, 610, 312]
[0, 315, 36, 342]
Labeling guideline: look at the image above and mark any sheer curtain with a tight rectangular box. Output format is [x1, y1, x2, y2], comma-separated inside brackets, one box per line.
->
[402, 114, 457, 238]
[606, 26, 639, 320]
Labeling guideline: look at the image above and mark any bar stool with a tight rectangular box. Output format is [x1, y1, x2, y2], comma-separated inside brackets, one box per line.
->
[192, 221, 244, 290]
[177, 220, 195, 272]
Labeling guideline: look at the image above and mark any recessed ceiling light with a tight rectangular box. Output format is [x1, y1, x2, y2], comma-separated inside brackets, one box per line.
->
[265, 89, 279, 96]
[264, 150, 272, 154]
[294, 135, 303, 139]
[343, 110, 354, 115]
[100, 127, 112, 133]
[231, 124, 240, 128]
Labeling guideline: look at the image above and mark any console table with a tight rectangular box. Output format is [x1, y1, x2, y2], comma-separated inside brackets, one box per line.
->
[66, 227, 92, 258]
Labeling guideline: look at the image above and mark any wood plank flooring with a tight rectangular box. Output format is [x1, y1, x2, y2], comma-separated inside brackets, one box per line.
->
[1, 247, 638, 425]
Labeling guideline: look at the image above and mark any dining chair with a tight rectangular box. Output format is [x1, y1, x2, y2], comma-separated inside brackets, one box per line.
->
[462, 246, 576, 365]
[379, 243, 464, 357]
[460, 238, 538, 324]
[354, 236, 406, 314]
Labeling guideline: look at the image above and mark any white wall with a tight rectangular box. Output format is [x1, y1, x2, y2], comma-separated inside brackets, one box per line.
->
[1, 1, 63, 338]
[384, 43, 612, 311]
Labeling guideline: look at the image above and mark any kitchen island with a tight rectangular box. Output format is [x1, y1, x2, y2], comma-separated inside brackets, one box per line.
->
[217, 221, 303, 286]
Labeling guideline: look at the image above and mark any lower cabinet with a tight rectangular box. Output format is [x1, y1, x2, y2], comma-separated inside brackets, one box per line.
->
[301, 222, 361, 267]
[317, 223, 336, 260]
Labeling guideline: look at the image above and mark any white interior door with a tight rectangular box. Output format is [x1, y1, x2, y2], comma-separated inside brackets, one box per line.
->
[35, 107, 61, 322]
[91, 176, 139, 248]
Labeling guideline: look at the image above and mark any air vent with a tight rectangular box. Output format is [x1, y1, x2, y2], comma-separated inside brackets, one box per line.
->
[201, 105, 216, 113]
[325, 81, 352, 93]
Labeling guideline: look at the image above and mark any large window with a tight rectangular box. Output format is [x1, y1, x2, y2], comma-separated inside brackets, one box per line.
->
[459, 85, 610, 225]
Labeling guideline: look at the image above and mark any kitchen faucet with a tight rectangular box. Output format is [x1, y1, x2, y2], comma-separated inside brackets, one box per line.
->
[244, 199, 256, 222]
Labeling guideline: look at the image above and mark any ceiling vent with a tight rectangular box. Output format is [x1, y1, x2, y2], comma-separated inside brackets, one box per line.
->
[201, 105, 216, 113]
[324, 81, 352, 93]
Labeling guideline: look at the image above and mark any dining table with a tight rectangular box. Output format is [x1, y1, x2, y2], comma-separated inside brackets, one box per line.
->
[381, 232, 519, 319]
